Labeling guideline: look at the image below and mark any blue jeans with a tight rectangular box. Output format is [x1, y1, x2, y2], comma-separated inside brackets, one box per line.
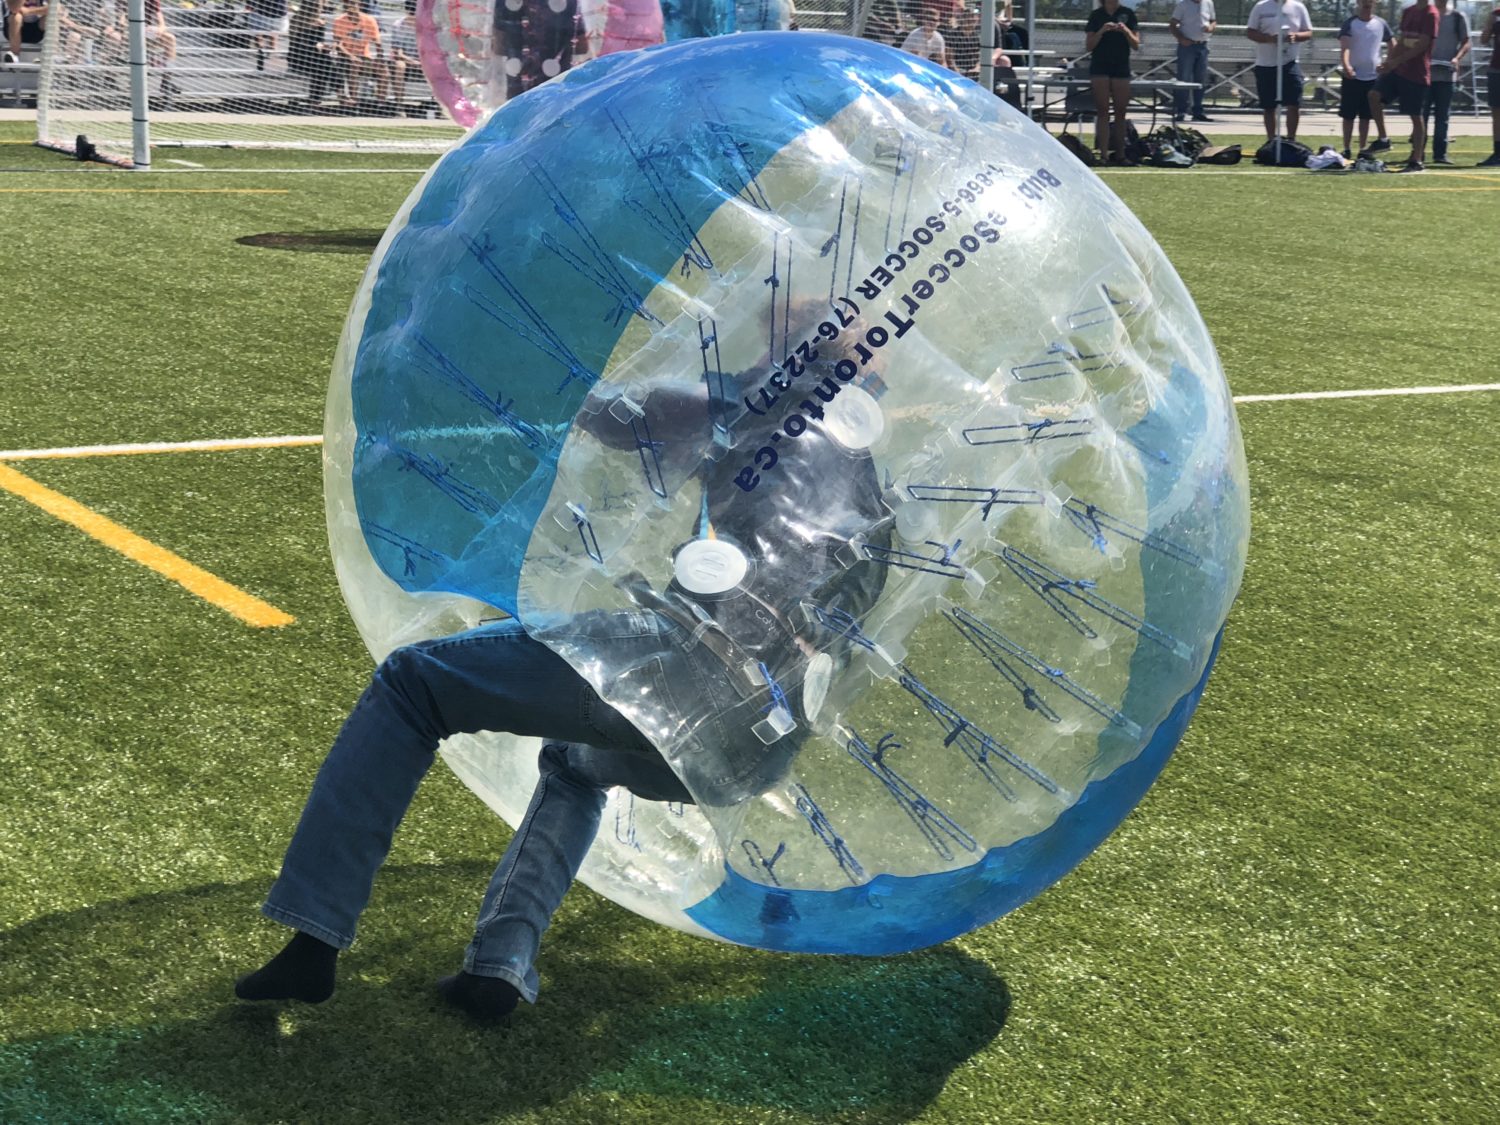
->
[262, 615, 692, 1004]
[1425, 80, 1453, 160]
[1176, 42, 1209, 117]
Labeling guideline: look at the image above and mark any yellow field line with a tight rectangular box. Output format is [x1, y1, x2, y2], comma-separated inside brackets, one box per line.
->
[0, 188, 290, 194]
[1362, 186, 1500, 192]
[0, 462, 295, 628]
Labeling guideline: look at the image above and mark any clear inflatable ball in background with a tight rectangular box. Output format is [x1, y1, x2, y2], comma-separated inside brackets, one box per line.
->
[326, 33, 1250, 955]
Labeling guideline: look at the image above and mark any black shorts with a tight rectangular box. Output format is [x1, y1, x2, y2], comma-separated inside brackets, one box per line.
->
[19, 21, 45, 45]
[1376, 72, 1428, 117]
[1338, 76, 1376, 121]
[1255, 63, 1303, 107]
[1089, 59, 1131, 80]
[1488, 72, 1500, 110]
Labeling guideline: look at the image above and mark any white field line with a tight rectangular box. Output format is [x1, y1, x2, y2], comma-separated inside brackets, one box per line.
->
[0, 434, 323, 460]
[1233, 383, 1500, 404]
[0, 384, 1496, 462]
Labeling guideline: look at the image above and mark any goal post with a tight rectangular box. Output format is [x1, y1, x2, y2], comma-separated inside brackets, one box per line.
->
[35, 0, 464, 167]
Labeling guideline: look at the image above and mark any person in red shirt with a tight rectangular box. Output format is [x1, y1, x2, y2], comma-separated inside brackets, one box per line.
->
[1373, 0, 1439, 171]
[1481, 6, 1500, 166]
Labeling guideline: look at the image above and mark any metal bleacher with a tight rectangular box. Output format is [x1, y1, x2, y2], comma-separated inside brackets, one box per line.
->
[1, 2, 440, 115]
[159, 4, 439, 116]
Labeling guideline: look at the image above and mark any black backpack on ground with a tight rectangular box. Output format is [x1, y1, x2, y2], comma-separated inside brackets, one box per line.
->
[1199, 144, 1243, 165]
[1056, 131, 1097, 167]
[1148, 124, 1210, 161]
[1254, 138, 1313, 168]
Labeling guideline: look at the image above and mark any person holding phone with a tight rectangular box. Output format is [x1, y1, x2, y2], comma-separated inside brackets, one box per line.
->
[1084, 0, 1141, 164]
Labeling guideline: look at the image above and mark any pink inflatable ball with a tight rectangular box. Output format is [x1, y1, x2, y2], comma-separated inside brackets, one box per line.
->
[580, 0, 665, 56]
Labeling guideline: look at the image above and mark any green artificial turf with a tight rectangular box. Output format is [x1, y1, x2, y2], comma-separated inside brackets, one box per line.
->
[1, 116, 1497, 1123]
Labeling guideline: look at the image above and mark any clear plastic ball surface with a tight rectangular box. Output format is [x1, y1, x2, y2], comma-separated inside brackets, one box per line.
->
[325, 32, 1250, 955]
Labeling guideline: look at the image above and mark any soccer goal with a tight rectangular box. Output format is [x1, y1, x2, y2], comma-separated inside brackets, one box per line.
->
[36, 0, 463, 168]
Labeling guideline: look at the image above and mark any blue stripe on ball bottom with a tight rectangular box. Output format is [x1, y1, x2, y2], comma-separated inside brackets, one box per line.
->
[685, 629, 1223, 953]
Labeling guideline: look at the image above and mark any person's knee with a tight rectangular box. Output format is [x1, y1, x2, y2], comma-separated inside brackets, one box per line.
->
[375, 641, 441, 705]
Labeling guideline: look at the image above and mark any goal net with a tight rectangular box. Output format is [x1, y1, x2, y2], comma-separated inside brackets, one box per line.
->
[36, 0, 463, 167]
[34, 0, 869, 168]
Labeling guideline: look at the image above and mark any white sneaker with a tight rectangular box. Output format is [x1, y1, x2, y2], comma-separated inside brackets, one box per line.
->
[2, 51, 20, 65]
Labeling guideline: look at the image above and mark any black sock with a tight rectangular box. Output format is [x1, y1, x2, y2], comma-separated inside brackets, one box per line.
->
[436, 971, 520, 1023]
[235, 931, 338, 1003]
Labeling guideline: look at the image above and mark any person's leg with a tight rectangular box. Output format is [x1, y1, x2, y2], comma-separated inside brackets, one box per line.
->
[1091, 75, 1110, 155]
[1370, 81, 1390, 145]
[241, 619, 656, 1001]
[453, 742, 690, 1018]
[1255, 65, 1275, 138]
[1175, 43, 1192, 119]
[6, 12, 20, 57]
[1431, 81, 1451, 162]
[1283, 64, 1302, 142]
[1408, 83, 1427, 164]
[1110, 77, 1130, 161]
[1191, 43, 1209, 117]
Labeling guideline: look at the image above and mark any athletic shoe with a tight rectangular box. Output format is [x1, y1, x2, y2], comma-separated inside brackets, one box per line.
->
[1433, 156, 1455, 166]
[1172, 114, 1186, 123]
[1342, 148, 1352, 160]
[1191, 114, 1215, 122]
[1396, 160, 1424, 173]
[1477, 153, 1500, 167]
[1367, 137, 1392, 153]
[1, 51, 18, 65]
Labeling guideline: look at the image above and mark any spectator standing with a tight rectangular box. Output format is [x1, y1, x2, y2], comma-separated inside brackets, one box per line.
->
[1425, 0, 1470, 165]
[1337, 0, 1393, 159]
[1245, 0, 1313, 144]
[1169, 0, 1215, 122]
[4, 0, 46, 65]
[247, 0, 291, 72]
[1373, 0, 1439, 172]
[1085, 0, 1140, 165]
[332, 0, 382, 108]
[1483, 5, 1500, 165]
[900, 2, 948, 67]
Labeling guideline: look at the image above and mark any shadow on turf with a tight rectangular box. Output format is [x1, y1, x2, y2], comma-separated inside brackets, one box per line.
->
[236, 229, 385, 254]
[1, 862, 1011, 1122]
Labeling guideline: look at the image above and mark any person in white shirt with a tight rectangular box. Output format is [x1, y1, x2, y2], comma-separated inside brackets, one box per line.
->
[1169, 0, 1216, 122]
[1245, 0, 1313, 142]
[900, 2, 948, 67]
[1337, 0, 1393, 157]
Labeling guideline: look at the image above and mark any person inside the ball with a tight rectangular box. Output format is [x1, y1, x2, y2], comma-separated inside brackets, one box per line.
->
[235, 300, 895, 1023]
